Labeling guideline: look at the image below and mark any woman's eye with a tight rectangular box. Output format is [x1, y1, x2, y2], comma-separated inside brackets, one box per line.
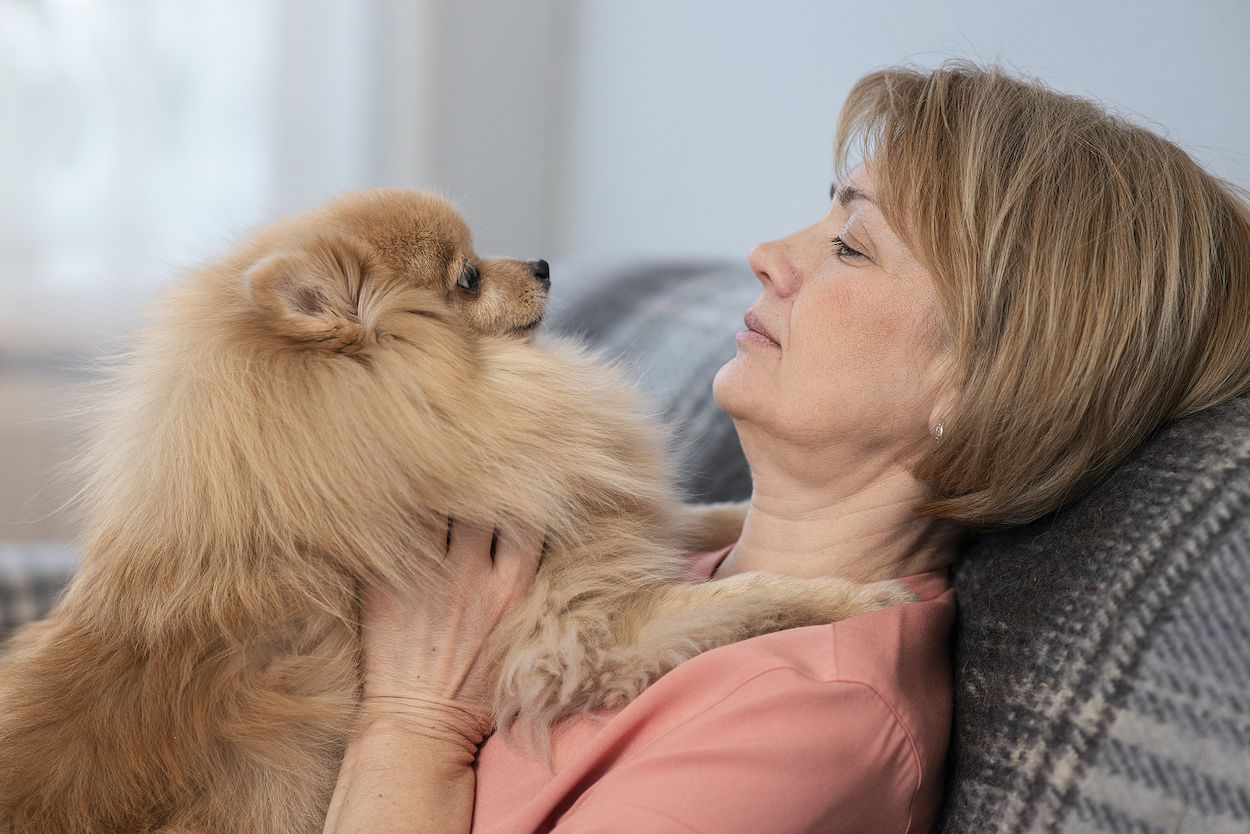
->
[456, 261, 481, 291]
[831, 235, 867, 261]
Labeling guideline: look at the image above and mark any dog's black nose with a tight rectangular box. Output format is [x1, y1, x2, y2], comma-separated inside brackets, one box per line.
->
[531, 259, 551, 288]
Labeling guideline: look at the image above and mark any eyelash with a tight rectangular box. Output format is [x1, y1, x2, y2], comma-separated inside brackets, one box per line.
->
[830, 235, 867, 261]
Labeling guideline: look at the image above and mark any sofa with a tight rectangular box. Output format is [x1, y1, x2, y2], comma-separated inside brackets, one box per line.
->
[3, 259, 1247, 833]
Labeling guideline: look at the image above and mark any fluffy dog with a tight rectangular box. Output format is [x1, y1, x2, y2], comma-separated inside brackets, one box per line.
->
[0, 190, 911, 834]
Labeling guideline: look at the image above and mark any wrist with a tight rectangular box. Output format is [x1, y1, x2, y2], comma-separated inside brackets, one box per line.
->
[330, 704, 482, 834]
[360, 693, 495, 753]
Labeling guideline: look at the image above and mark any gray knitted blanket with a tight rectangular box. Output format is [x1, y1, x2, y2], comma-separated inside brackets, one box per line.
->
[944, 391, 1250, 834]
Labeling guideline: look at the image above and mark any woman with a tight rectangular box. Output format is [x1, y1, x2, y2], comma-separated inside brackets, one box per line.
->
[324, 61, 1250, 833]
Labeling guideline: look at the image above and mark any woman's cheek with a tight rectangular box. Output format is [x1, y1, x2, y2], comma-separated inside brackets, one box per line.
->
[813, 287, 886, 365]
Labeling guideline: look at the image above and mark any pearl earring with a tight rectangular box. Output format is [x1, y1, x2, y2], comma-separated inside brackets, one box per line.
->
[932, 420, 944, 441]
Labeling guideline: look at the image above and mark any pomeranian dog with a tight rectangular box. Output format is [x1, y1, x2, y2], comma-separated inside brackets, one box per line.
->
[0, 190, 912, 834]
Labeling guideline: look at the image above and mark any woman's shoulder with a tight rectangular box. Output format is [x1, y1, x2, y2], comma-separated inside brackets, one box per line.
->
[683, 546, 954, 689]
[675, 550, 954, 746]
[670, 546, 956, 784]
[537, 565, 954, 833]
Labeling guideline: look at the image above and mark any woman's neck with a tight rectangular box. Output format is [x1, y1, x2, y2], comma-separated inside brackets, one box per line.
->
[711, 463, 961, 585]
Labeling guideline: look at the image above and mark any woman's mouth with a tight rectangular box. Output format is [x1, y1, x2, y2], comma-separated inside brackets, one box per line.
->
[740, 309, 780, 349]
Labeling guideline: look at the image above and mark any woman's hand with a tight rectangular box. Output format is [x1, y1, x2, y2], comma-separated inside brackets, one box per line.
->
[358, 515, 546, 750]
[324, 518, 545, 834]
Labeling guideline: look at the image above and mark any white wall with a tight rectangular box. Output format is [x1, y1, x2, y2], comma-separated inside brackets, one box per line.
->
[548, 0, 1250, 262]
[3, 0, 1245, 300]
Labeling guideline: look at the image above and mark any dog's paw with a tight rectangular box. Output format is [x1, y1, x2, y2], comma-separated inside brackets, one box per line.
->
[494, 628, 605, 765]
[858, 579, 919, 610]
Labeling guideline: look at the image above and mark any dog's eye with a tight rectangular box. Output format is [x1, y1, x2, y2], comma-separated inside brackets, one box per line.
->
[456, 261, 481, 292]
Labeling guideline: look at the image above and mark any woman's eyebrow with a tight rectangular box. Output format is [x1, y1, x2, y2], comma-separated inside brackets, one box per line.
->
[829, 181, 877, 208]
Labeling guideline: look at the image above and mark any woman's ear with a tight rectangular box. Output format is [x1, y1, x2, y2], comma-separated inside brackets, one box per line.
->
[926, 353, 960, 438]
[244, 234, 377, 352]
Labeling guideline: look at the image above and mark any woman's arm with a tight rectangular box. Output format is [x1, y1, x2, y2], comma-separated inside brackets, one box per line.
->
[323, 516, 545, 834]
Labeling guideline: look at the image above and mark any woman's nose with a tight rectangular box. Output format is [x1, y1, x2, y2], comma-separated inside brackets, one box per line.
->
[748, 239, 797, 297]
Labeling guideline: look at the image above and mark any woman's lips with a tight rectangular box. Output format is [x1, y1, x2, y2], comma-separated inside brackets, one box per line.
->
[736, 329, 780, 349]
[742, 309, 781, 348]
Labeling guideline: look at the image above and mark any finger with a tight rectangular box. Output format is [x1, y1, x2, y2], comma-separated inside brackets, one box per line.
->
[493, 522, 546, 585]
[447, 515, 496, 571]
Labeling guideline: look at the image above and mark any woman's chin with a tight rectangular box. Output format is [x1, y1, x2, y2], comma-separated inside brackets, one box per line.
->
[712, 358, 751, 418]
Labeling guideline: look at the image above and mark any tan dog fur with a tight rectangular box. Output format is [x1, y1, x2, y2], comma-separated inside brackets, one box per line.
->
[0, 190, 911, 833]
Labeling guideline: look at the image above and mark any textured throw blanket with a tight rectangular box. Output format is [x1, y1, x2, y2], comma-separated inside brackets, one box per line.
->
[945, 392, 1250, 833]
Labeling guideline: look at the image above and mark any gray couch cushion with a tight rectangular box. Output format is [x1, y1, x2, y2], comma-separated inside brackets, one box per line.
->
[0, 543, 79, 637]
[546, 258, 757, 504]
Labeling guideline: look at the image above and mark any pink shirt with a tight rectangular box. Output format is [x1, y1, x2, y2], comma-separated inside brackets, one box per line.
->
[471, 544, 955, 833]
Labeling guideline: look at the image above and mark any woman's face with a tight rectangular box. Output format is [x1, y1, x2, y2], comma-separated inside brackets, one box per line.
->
[713, 162, 952, 461]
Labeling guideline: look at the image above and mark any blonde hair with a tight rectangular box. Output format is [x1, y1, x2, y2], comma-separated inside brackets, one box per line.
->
[835, 61, 1250, 528]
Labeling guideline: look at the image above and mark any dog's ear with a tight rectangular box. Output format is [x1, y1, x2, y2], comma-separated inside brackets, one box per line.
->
[244, 234, 377, 351]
